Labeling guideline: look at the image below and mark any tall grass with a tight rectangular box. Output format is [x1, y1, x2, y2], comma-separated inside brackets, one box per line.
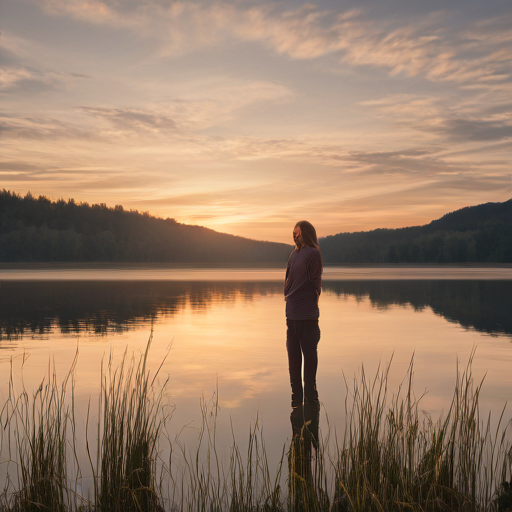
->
[333, 353, 512, 511]
[0, 336, 170, 512]
[0, 342, 510, 511]
[92, 333, 169, 512]
[0, 351, 78, 512]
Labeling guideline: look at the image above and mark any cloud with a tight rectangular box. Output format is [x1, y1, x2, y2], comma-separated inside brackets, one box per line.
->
[78, 107, 179, 135]
[1, 73, 292, 146]
[0, 161, 44, 172]
[340, 14, 512, 85]
[160, 79, 293, 129]
[304, 19, 496, 82]
[359, 90, 512, 148]
[0, 67, 36, 88]
[0, 66, 59, 94]
[43, 0, 121, 25]
[4, 76, 293, 142]
[40, 1, 355, 57]
[441, 139, 512, 159]
[0, 28, 96, 96]
[0, 160, 114, 186]
[437, 118, 512, 142]
[0, 32, 41, 63]
[462, 14, 512, 45]
[0, 35, 93, 94]
[38, 1, 512, 87]
[336, 148, 471, 181]
[74, 78, 293, 136]
[0, 113, 96, 141]
[360, 93, 444, 133]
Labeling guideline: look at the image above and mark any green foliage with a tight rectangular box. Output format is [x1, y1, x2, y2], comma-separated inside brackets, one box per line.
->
[0, 190, 291, 263]
[321, 198, 512, 263]
[332, 354, 511, 512]
[94, 335, 168, 512]
[14, 383, 69, 511]
[2, 353, 78, 511]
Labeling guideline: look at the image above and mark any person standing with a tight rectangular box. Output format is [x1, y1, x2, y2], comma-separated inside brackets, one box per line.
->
[284, 220, 323, 408]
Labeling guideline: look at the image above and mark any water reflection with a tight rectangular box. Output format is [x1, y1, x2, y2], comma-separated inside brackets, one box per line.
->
[290, 403, 320, 450]
[0, 281, 281, 339]
[323, 280, 512, 338]
[1, 279, 512, 340]
[289, 402, 321, 509]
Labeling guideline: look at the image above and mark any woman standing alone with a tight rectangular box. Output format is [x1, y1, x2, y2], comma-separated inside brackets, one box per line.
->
[284, 220, 323, 408]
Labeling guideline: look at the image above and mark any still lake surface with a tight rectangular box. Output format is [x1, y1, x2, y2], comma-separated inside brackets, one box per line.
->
[1, 265, 512, 482]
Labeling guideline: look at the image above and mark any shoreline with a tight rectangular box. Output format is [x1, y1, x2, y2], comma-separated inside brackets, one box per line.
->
[1, 263, 512, 281]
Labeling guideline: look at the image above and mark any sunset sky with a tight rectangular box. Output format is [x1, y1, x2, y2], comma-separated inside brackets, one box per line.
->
[1, 0, 511, 243]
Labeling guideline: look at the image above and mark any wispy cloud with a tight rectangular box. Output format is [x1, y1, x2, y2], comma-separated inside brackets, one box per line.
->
[74, 78, 293, 136]
[39, 1, 512, 87]
[0, 68, 34, 88]
[0, 66, 61, 94]
[0, 161, 44, 171]
[43, 0, 122, 26]
[434, 118, 512, 142]
[0, 32, 93, 94]
[2, 74, 292, 144]
[0, 113, 95, 140]
[360, 90, 512, 145]
[78, 107, 179, 135]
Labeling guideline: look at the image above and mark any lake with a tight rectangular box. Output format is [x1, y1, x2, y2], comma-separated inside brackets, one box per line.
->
[1, 265, 512, 501]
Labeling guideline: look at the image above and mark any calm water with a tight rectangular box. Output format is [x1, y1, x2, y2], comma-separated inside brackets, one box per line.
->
[1, 266, 512, 487]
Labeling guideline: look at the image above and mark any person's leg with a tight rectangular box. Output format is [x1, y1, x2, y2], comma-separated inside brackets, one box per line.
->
[300, 319, 320, 404]
[286, 319, 303, 407]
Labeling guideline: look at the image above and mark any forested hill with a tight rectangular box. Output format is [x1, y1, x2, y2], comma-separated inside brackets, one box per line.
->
[320, 199, 512, 263]
[3, 190, 511, 264]
[0, 190, 292, 263]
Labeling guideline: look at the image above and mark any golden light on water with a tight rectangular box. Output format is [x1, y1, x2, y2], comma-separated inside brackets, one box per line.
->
[4, 277, 511, 434]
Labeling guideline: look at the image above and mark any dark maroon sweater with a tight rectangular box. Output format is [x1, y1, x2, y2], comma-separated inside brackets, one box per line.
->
[284, 246, 323, 320]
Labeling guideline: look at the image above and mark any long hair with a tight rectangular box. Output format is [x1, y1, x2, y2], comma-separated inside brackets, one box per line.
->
[295, 220, 320, 250]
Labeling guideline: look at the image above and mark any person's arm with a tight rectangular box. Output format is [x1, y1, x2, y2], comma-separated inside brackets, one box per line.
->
[309, 250, 323, 298]
[284, 253, 292, 297]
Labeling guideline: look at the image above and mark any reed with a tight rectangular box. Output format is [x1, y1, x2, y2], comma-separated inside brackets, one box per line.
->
[92, 333, 169, 512]
[332, 353, 512, 511]
[0, 342, 510, 512]
[0, 352, 78, 512]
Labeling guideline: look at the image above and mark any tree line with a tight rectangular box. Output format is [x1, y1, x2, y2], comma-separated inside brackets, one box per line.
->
[320, 199, 512, 263]
[0, 190, 291, 263]
[2, 190, 511, 263]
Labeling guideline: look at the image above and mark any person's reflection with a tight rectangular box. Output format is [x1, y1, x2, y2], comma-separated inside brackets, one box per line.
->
[288, 401, 320, 510]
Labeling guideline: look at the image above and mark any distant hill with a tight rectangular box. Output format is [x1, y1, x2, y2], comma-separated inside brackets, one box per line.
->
[3, 190, 511, 264]
[320, 199, 512, 263]
[0, 190, 292, 263]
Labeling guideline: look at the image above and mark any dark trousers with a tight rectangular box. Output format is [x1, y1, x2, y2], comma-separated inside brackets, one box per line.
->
[286, 319, 320, 406]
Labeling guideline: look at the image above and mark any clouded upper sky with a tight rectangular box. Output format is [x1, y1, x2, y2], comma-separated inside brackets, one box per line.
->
[1, 0, 511, 243]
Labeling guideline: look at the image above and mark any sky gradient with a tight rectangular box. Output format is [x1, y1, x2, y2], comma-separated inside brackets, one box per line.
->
[1, 0, 511, 243]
